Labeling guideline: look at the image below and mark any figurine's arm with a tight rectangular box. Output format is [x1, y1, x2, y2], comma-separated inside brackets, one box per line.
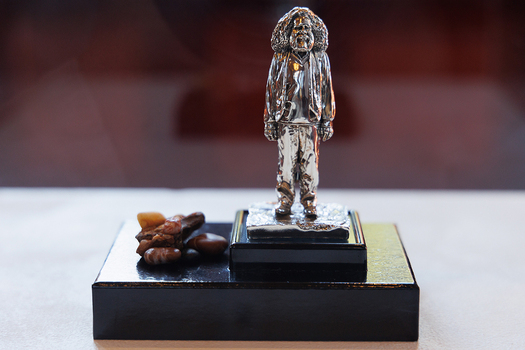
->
[319, 52, 335, 141]
[263, 53, 284, 141]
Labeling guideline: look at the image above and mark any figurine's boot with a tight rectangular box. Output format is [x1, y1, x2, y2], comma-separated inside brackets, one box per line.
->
[301, 190, 317, 218]
[303, 204, 317, 218]
[276, 181, 294, 216]
[275, 201, 292, 216]
[302, 198, 317, 218]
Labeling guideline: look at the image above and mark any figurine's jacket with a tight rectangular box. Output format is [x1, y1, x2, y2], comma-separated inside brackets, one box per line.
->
[264, 50, 335, 125]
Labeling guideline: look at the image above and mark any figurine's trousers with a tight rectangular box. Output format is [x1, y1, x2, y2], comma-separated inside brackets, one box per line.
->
[276, 123, 320, 208]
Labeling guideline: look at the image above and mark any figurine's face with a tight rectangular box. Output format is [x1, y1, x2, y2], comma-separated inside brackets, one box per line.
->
[290, 16, 314, 53]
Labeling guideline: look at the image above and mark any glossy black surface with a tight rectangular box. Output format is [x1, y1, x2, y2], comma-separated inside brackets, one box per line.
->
[93, 221, 419, 340]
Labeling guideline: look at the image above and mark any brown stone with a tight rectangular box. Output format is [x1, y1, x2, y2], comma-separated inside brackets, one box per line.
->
[136, 239, 154, 256]
[163, 216, 182, 235]
[136, 232, 183, 256]
[181, 248, 201, 264]
[143, 247, 182, 265]
[186, 233, 228, 256]
[181, 212, 205, 239]
[135, 225, 162, 241]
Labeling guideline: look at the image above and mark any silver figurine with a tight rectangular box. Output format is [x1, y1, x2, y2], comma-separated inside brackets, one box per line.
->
[264, 7, 335, 218]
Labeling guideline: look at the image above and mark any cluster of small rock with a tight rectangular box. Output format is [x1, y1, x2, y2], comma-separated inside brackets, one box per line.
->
[135, 211, 228, 265]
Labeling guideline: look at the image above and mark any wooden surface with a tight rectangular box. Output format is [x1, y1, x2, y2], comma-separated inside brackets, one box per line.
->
[0, 188, 524, 349]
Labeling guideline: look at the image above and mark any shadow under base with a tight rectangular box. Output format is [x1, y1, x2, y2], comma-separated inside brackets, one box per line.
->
[92, 221, 419, 341]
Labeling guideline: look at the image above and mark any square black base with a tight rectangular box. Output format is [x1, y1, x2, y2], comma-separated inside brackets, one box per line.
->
[93, 221, 419, 341]
[230, 210, 366, 272]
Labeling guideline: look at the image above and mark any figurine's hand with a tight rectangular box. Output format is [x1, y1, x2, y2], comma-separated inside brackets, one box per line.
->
[319, 123, 333, 141]
[264, 123, 278, 141]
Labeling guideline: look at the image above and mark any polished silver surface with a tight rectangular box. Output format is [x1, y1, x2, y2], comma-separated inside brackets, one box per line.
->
[263, 7, 335, 217]
[246, 202, 352, 240]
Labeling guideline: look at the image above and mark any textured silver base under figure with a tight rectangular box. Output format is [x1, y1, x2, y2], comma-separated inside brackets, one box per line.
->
[246, 202, 359, 240]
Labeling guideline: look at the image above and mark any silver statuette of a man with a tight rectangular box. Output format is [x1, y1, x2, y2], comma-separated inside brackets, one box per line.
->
[264, 7, 335, 218]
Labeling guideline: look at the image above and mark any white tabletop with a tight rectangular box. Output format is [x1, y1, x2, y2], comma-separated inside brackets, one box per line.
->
[1, 188, 524, 349]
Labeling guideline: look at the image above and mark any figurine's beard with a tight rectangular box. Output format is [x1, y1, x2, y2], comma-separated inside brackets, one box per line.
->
[290, 33, 314, 52]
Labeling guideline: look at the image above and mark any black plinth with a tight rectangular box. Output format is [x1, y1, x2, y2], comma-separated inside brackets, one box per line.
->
[92, 221, 419, 341]
[230, 210, 366, 272]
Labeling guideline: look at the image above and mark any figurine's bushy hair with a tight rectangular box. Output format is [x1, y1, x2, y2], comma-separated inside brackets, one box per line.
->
[271, 7, 328, 53]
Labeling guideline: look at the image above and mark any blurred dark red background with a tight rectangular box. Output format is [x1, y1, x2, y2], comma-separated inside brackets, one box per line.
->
[1, 0, 524, 188]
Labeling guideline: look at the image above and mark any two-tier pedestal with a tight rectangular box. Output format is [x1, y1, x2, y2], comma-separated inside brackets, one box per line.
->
[92, 204, 419, 341]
